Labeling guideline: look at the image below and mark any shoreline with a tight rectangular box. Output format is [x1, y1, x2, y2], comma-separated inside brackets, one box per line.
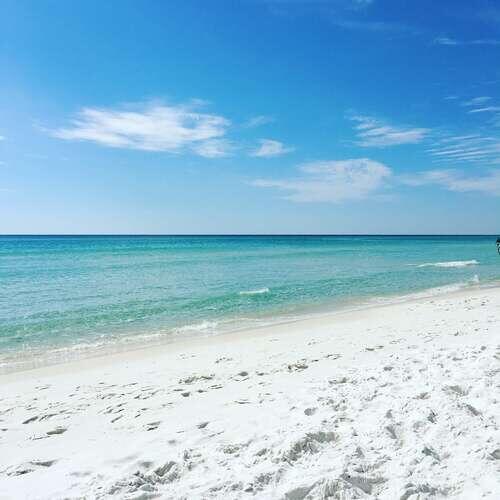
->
[1, 285, 499, 498]
[1, 277, 493, 377]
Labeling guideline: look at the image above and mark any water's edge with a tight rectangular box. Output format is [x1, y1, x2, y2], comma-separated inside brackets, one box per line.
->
[2, 277, 496, 375]
[2, 235, 498, 373]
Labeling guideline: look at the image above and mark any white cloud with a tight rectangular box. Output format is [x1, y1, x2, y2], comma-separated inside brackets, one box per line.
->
[192, 139, 233, 158]
[435, 37, 459, 45]
[427, 134, 500, 165]
[432, 97, 500, 163]
[243, 115, 274, 128]
[349, 115, 429, 147]
[253, 158, 392, 202]
[463, 96, 491, 106]
[251, 139, 294, 157]
[402, 169, 500, 196]
[435, 37, 500, 46]
[332, 18, 417, 34]
[468, 106, 500, 114]
[52, 101, 231, 156]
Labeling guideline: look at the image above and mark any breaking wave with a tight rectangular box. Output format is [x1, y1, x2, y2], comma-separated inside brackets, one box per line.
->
[174, 321, 219, 333]
[239, 287, 270, 296]
[417, 260, 479, 268]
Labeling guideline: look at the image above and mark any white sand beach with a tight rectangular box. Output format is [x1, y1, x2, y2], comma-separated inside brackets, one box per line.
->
[1, 286, 499, 499]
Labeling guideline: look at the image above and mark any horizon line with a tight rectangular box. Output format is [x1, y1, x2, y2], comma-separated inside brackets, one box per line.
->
[0, 234, 498, 237]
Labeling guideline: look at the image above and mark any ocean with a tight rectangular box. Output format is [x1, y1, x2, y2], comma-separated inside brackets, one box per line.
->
[1, 235, 498, 372]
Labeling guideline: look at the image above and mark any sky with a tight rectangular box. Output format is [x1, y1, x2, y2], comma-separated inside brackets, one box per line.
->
[1, 0, 500, 234]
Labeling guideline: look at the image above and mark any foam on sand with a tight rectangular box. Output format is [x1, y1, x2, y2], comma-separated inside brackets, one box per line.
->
[417, 259, 479, 268]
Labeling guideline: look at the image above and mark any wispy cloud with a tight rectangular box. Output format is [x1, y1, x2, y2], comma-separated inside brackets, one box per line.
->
[349, 115, 430, 147]
[433, 95, 500, 164]
[51, 101, 231, 156]
[402, 169, 500, 196]
[265, 0, 420, 36]
[332, 18, 418, 34]
[427, 134, 500, 165]
[253, 158, 391, 202]
[250, 139, 294, 157]
[192, 139, 234, 158]
[435, 36, 500, 46]
[434, 37, 459, 46]
[462, 96, 491, 107]
[243, 115, 274, 128]
[467, 106, 500, 114]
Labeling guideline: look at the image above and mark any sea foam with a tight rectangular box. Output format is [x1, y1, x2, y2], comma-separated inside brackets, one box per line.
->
[238, 287, 270, 296]
[417, 260, 479, 268]
[175, 321, 219, 333]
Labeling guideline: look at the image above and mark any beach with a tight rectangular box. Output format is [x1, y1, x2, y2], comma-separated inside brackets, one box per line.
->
[4, 0, 500, 496]
[1, 285, 499, 499]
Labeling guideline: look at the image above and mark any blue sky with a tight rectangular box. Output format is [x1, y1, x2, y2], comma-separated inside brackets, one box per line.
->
[1, 0, 500, 234]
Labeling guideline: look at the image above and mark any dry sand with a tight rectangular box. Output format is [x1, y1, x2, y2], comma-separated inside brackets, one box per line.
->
[1, 287, 499, 499]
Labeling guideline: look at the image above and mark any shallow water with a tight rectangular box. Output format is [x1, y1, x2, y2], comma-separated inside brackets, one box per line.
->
[1, 235, 498, 370]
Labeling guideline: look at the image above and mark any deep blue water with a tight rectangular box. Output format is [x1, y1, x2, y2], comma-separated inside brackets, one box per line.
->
[1, 235, 498, 370]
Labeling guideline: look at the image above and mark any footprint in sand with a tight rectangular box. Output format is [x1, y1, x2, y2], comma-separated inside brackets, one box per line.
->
[22, 416, 39, 424]
[287, 361, 308, 372]
[47, 427, 67, 436]
[7, 460, 57, 477]
[145, 421, 160, 431]
[325, 353, 341, 360]
[215, 356, 233, 364]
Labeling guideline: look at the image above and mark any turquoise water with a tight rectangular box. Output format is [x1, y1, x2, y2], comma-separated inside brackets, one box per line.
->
[1, 235, 499, 371]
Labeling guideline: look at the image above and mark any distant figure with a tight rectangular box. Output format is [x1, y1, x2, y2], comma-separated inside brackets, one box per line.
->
[497, 237, 500, 255]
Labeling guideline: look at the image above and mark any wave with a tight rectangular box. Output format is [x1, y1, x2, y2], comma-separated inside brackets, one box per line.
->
[174, 320, 219, 333]
[239, 287, 270, 296]
[416, 260, 479, 268]
[367, 275, 483, 308]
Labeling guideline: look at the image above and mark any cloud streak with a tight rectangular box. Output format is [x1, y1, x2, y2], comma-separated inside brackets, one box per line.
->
[243, 115, 274, 128]
[435, 37, 500, 46]
[193, 139, 234, 158]
[462, 96, 491, 107]
[349, 115, 429, 147]
[402, 169, 500, 196]
[253, 158, 391, 202]
[427, 134, 500, 165]
[251, 139, 294, 157]
[331, 18, 417, 34]
[467, 106, 500, 114]
[52, 101, 231, 156]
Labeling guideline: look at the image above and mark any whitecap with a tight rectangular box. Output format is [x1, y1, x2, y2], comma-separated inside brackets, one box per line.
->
[174, 320, 219, 333]
[416, 260, 479, 268]
[238, 287, 270, 296]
